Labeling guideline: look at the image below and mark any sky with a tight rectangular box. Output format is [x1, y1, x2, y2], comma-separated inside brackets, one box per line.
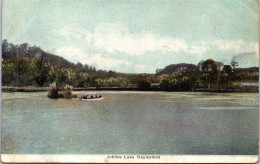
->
[2, 0, 259, 73]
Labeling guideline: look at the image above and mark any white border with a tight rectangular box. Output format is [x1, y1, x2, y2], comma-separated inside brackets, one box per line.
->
[1, 154, 259, 163]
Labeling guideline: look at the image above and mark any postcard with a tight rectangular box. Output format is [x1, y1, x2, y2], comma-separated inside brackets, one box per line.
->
[1, 0, 259, 163]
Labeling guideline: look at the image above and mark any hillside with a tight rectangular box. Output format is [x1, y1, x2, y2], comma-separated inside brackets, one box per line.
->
[2, 40, 98, 74]
[2, 40, 157, 87]
[156, 63, 198, 75]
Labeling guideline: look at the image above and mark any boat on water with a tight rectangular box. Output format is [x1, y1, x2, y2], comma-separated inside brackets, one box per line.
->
[79, 94, 103, 101]
[80, 97, 103, 101]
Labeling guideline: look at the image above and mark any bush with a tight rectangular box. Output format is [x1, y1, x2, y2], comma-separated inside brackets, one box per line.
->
[138, 80, 150, 90]
[47, 82, 59, 99]
[47, 88, 59, 99]
[61, 84, 73, 99]
[63, 89, 72, 99]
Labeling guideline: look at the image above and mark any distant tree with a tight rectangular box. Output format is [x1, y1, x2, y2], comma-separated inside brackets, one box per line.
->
[2, 59, 16, 85]
[33, 52, 51, 86]
[2, 39, 10, 58]
[219, 65, 233, 88]
[35, 62, 51, 86]
[138, 80, 150, 90]
[108, 70, 116, 77]
[74, 73, 90, 87]
[231, 61, 238, 68]
[76, 62, 83, 67]
[159, 78, 171, 91]
[12, 58, 38, 86]
[172, 70, 198, 91]
[84, 64, 89, 70]
[201, 59, 218, 89]
[74, 62, 84, 73]
[222, 65, 232, 74]
[156, 68, 162, 74]
[197, 60, 205, 70]
[31, 46, 43, 60]
[18, 43, 30, 57]
[56, 68, 68, 86]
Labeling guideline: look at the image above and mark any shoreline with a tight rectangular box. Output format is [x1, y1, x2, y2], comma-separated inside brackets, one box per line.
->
[1, 86, 258, 93]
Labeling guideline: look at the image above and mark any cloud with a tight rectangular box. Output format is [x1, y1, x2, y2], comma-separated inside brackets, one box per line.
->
[83, 54, 131, 69]
[53, 24, 92, 42]
[185, 45, 209, 55]
[185, 40, 258, 56]
[248, 42, 259, 58]
[135, 64, 153, 73]
[53, 22, 258, 59]
[211, 39, 246, 51]
[55, 46, 87, 63]
[53, 22, 190, 56]
[55, 46, 130, 69]
[210, 40, 259, 59]
[93, 22, 188, 55]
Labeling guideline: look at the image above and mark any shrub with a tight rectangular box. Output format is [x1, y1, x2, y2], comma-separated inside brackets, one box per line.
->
[62, 84, 73, 99]
[63, 90, 72, 99]
[47, 82, 59, 99]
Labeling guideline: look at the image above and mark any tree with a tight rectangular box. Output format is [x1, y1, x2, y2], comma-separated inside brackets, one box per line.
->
[231, 61, 238, 68]
[35, 62, 51, 86]
[156, 68, 162, 74]
[74, 73, 90, 87]
[108, 70, 116, 77]
[222, 65, 232, 74]
[201, 59, 218, 89]
[12, 58, 38, 86]
[219, 65, 233, 88]
[138, 80, 150, 90]
[159, 78, 171, 91]
[34, 52, 52, 86]
[2, 59, 16, 85]
[18, 43, 30, 57]
[197, 60, 205, 70]
[2, 39, 10, 58]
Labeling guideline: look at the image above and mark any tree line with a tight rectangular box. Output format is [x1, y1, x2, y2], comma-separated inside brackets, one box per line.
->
[2, 40, 155, 88]
[157, 59, 258, 92]
[2, 40, 259, 92]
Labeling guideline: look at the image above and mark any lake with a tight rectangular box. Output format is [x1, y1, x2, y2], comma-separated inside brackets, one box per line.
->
[1, 91, 259, 155]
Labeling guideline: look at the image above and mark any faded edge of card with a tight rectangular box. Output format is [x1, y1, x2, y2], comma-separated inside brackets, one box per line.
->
[0, 154, 259, 163]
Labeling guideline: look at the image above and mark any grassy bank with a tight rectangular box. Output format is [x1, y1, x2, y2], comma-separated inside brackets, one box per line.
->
[2, 86, 258, 93]
[2, 86, 48, 92]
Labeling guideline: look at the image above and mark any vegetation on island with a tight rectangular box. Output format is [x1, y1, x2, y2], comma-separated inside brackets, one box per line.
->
[47, 83, 76, 99]
[2, 40, 259, 93]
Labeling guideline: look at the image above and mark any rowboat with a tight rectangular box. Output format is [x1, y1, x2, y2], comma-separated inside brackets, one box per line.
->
[80, 97, 103, 101]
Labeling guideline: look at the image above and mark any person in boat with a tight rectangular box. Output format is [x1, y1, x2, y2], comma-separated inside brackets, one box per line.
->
[90, 95, 94, 99]
[99, 94, 102, 98]
[95, 94, 98, 98]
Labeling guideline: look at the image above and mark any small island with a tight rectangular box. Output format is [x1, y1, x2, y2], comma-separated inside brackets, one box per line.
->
[47, 83, 77, 99]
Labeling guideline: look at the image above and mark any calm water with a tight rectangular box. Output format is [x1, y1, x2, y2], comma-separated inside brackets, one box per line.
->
[1, 91, 259, 155]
